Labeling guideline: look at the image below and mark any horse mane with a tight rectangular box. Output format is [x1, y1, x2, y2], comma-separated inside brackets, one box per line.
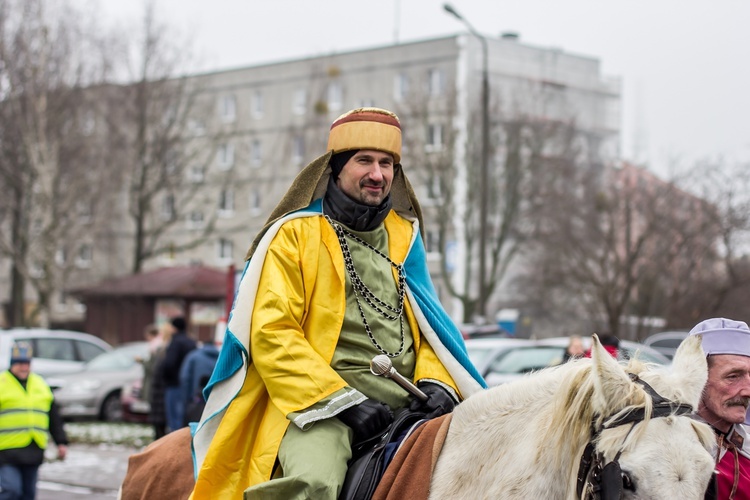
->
[544, 357, 654, 471]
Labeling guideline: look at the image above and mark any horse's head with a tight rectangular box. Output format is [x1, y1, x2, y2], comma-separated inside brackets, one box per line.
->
[582, 334, 715, 499]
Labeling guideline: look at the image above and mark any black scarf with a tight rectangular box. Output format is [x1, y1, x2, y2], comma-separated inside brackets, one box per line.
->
[323, 176, 392, 231]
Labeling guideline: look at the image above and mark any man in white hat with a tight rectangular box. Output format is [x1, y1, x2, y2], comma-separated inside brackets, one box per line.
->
[0, 341, 68, 499]
[690, 317, 750, 498]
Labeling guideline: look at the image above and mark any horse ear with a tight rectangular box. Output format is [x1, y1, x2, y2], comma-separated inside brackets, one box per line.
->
[662, 334, 708, 408]
[590, 334, 633, 413]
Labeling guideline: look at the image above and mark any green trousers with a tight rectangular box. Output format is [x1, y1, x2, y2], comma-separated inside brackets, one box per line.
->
[244, 417, 353, 500]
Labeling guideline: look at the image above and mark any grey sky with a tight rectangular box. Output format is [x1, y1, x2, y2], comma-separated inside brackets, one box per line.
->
[96, 0, 750, 174]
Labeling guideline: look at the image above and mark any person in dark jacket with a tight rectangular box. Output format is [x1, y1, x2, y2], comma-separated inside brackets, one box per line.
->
[161, 317, 196, 432]
[179, 341, 219, 426]
[147, 323, 173, 440]
[0, 342, 68, 500]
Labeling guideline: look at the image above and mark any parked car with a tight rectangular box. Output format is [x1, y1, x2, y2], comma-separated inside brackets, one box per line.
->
[0, 328, 112, 378]
[121, 378, 150, 424]
[536, 337, 672, 365]
[469, 336, 670, 387]
[642, 331, 689, 360]
[49, 342, 149, 421]
[464, 337, 533, 376]
[460, 324, 512, 340]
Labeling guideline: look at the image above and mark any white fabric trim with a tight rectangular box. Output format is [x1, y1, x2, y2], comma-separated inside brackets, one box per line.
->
[292, 388, 367, 430]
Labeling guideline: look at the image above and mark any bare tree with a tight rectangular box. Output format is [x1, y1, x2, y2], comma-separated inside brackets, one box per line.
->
[663, 159, 750, 325]
[401, 81, 586, 323]
[104, 2, 235, 274]
[0, 0, 114, 326]
[520, 159, 720, 339]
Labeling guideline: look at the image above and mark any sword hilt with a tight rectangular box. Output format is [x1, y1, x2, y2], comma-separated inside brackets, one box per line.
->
[370, 354, 429, 402]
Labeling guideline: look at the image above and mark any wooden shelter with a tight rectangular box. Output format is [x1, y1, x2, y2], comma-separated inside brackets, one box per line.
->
[72, 266, 231, 345]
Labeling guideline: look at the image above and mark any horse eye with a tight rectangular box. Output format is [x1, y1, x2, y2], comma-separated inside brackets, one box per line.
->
[622, 472, 635, 491]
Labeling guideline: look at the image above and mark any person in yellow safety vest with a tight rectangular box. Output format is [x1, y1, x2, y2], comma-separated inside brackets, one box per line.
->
[0, 341, 68, 500]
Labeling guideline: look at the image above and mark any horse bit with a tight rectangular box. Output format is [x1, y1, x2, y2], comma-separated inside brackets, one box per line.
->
[575, 373, 710, 500]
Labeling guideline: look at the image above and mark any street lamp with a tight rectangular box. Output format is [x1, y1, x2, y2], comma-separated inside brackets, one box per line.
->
[443, 3, 490, 320]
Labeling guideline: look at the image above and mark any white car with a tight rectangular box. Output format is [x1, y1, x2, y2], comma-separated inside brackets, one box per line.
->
[0, 328, 112, 378]
[467, 336, 671, 387]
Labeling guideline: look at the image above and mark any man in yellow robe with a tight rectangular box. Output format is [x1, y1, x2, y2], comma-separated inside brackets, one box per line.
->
[191, 108, 485, 499]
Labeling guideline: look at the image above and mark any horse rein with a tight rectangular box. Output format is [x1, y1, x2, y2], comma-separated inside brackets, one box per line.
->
[576, 373, 696, 500]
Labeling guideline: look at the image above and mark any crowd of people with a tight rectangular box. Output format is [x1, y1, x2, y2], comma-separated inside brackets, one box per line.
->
[138, 316, 219, 439]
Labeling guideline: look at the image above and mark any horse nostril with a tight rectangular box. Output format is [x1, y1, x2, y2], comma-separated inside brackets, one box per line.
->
[622, 472, 635, 491]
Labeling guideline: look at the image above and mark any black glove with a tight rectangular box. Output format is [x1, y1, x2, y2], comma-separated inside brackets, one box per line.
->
[337, 398, 393, 446]
[408, 381, 457, 419]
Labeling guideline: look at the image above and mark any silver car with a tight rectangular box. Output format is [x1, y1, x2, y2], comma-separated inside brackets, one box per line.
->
[642, 331, 689, 360]
[0, 328, 112, 378]
[49, 342, 149, 421]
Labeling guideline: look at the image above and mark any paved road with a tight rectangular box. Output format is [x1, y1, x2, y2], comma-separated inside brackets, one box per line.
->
[37, 443, 139, 499]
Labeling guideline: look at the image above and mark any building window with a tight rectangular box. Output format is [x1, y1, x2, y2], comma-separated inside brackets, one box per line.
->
[219, 188, 234, 216]
[425, 230, 440, 254]
[217, 143, 234, 170]
[292, 136, 305, 165]
[164, 149, 179, 174]
[187, 211, 205, 230]
[188, 119, 206, 136]
[249, 189, 261, 215]
[188, 165, 205, 183]
[293, 89, 307, 115]
[81, 111, 95, 136]
[77, 200, 93, 224]
[427, 68, 445, 96]
[30, 218, 42, 236]
[30, 261, 45, 278]
[427, 176, 442, 201]
[55, 248, 67, 266]
[250, 139, 262, 168]
[327, 82, 343, 111]
[161, 194, 175, 220]
[425, 123, 444, 152]
[251, 90, 264, 119]
[75, 244, 93, 268]
[220, 94, 237, 123]
[394, 73, 409, 101]
[217, 238, 233, 261]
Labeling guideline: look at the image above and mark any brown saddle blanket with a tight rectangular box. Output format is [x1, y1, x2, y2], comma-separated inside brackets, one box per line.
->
[120, 427, 195, 500]
[372, 412, 452, 500]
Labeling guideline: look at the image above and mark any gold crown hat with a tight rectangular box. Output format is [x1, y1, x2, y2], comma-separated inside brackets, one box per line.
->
[327, 107, 402, 164]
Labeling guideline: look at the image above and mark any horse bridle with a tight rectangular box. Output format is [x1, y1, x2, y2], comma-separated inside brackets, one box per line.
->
[575, 373, 699, 500]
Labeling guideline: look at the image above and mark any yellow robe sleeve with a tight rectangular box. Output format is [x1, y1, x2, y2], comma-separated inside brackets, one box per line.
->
[251, 219, 349, 415]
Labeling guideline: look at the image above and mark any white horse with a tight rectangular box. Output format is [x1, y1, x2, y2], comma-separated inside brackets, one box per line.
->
[120, 335, 716, 499]
[429, 334, 716, 499]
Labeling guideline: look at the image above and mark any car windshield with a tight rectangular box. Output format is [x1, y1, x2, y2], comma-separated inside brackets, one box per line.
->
[466, 346, 495, 366]
[620, 345, 669, 364]
[489, 346, 564, 374]
[86, 344, 147, 371]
